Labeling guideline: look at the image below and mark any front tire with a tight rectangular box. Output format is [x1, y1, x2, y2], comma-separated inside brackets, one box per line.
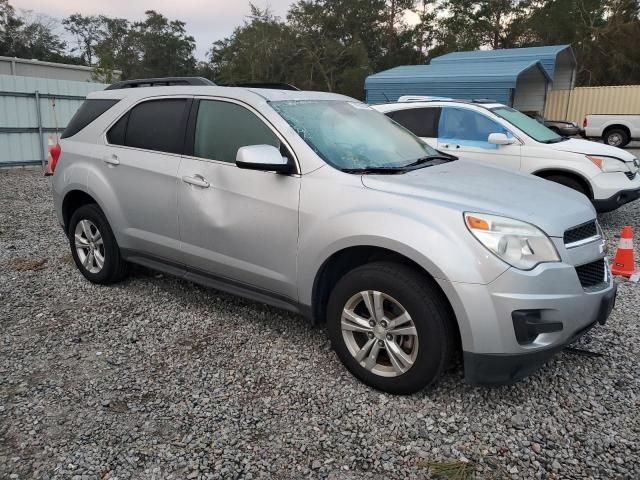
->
[69, 204, 129, 284]
[544, 174, 589, 198]
[327, 261, 455, 394]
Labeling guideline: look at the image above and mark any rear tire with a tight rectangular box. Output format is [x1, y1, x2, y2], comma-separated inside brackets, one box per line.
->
[603, 128, 629, 148]
[327, 261, 455, 395]
[69, 204, 129, 284]
[544, 174, 589, 198]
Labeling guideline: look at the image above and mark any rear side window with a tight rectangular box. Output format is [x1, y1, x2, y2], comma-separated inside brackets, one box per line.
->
[192, 100, 279, 163]
[107, 98, 189, 154]
[61, 99, 119, 139]
[387, 107, 440, 137]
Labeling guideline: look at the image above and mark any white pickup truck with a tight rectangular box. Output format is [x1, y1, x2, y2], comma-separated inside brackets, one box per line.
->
[583, 114, 640, 147]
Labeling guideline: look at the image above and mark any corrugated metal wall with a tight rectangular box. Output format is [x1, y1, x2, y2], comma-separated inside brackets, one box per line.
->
[545, 85, 640, 123]
[0, 74, 107, 166]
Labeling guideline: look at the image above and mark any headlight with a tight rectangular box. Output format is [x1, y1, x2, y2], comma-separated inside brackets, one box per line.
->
[464, 213, 560, 270]
[587, 155, 630, 173]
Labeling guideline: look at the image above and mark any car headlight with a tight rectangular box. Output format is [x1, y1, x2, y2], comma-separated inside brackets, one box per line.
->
[587, 155, 630, 173]
[464, 212, 560, 270]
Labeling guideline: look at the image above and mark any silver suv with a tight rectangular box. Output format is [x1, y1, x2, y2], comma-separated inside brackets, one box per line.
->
[51, 81, 617, 394]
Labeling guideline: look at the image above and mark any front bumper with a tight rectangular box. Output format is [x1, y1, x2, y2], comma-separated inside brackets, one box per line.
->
[592, 186, 640, 212]
[464, 283, 616, 384]
[437, 252, 616, 385]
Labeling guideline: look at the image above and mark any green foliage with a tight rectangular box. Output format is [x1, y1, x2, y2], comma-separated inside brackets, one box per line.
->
[0, 0, 69, 62]
[1, 0, 640, 91]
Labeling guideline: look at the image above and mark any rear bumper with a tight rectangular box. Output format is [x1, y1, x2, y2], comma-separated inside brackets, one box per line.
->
[464, 283, 617, 385]
[592, 186, 640, 212]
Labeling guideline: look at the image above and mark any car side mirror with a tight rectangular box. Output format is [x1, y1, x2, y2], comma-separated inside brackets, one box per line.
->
[488, 133, 515, 146]
[236, 145, 293, 174]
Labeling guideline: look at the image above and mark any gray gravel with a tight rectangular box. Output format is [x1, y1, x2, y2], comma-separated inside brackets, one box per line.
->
[1, 168, 639, 480]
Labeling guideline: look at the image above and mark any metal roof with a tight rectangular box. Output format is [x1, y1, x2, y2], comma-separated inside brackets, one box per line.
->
[365, 60, 550, 104]
[430, 45, 575, 81]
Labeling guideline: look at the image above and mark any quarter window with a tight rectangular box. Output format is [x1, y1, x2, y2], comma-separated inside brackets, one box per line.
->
[62, 99, 119, 139]
[107, 98, 189, 154]
[387, 107, 440, 137]
[193, 100, 279, 163]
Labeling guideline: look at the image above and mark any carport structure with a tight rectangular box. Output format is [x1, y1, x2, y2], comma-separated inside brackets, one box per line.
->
[431, 45, 576, 90]
[365, 60, 551, 111]
[365, 45, 576, 114]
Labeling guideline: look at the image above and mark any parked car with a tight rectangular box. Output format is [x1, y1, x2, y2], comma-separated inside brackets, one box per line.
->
[524, 112, 582, 137]
[374, 97, 640, 212]
[582, 114, 640, 147]
[51, 81, 616, 394]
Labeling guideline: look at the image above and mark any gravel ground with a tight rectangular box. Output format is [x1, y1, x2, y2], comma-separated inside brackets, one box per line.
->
[1, 168, 639, 480]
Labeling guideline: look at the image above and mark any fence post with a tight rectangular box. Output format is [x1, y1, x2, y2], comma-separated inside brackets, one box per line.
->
[34, 90, 46, 168]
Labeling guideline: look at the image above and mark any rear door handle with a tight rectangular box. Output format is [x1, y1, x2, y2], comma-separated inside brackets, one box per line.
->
[182, 175, 210, 188]
[103, 154, 120, 165]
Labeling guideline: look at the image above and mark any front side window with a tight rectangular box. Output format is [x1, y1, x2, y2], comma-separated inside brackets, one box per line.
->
[492, 106, 563, 143]
[193, 100, 279, 163]
[107, 98, 189, 154]
[439, 107, 512, 149]
[387, 107, 441, 138]
[271, 100, 439, 171]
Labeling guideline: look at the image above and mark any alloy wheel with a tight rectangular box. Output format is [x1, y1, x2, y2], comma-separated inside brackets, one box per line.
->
[341, 290, 419, 377]
[607, 133, 622, 146]
[74, 219, 105, 274]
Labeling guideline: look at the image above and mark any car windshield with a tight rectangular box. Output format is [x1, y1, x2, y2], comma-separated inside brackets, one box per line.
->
[270, 100, 442, 171]
[492, 106, 565, 143]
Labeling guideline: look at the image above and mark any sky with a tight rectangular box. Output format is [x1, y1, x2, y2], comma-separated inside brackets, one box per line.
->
[10, 0, 296, 59]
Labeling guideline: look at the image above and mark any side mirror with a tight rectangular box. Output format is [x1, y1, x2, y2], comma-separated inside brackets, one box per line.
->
[236, 145, 293, 174]
[488, 133, 515, 146]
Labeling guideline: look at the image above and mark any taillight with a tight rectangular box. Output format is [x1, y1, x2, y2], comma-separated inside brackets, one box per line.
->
[45, 142, 61, 177]
[582, 117, 587, 128]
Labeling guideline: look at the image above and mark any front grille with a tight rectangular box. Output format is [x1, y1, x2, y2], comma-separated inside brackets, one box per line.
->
[564, 221, 598, 245]
[625, 171, 637, 180]
[576, 259, 606, 288]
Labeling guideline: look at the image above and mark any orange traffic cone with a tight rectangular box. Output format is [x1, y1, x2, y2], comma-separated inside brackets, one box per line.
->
[611, 226, 636, 278]
[44, 135, 60, 176]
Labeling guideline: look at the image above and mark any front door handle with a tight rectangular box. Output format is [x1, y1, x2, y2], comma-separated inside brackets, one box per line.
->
[103, 154, 120, 165]
[182, 175, 210, 188]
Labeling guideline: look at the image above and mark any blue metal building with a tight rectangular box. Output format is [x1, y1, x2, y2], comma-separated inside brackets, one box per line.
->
[365, 45, 575, 113]
[431, 45, 576, 89]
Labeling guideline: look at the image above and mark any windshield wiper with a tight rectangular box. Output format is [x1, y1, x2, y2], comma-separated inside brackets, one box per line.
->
[341, 166, 407, 174]
[402, 154, 457, 169]
[543, 136, 569, 144]
[341, 153, 457, 175]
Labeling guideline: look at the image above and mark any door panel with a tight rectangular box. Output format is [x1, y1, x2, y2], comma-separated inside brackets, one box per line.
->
[100, 97, 190, 259]
[177, 99, 300, 299]
[101, 147, 181, 258]
[178, 159, 300, 299]
[437, 107, 521, 170]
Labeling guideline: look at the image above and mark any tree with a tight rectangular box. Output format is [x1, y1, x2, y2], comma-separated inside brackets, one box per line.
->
[0, 0, 68, 62]
[131, 10, 197, 78]
[63, 13, 103, 65]
[209, 5, 297, 84]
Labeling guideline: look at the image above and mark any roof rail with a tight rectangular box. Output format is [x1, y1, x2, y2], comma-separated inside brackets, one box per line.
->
[471, 98, 498, 104]
[397, 95, 453, 102]
[105, 77, 215, 90]
[221, 82, 300, 91]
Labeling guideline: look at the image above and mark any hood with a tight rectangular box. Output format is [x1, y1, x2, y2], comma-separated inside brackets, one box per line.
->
[361, 160, 595, 237]
[545, 138, 637, 161]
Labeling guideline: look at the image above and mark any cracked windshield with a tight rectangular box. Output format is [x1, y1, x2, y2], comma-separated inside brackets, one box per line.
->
[271, 100, 439, 170]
